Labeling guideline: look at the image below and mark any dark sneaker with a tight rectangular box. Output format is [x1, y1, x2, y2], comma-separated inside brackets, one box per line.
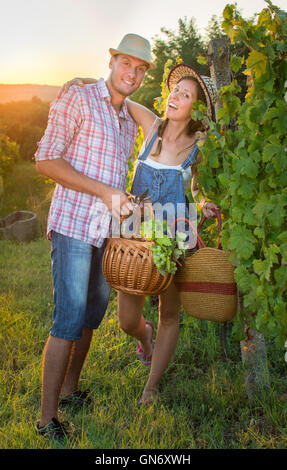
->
[35, 417, 71, 442]
[59, 390, 92, 409]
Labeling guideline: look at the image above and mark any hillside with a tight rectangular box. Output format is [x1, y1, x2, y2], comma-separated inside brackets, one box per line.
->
[0, 84, 61, 103]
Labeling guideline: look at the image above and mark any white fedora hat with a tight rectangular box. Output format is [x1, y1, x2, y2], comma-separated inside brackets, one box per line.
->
[109, 33, 155, 69]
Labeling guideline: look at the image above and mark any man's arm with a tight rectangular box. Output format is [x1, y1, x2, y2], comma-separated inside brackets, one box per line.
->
[36, 158, 131, 217]
[35, 87, 132, 217]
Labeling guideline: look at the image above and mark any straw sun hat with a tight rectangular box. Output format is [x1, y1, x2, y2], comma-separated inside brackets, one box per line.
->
[109, 33, 155, 70]
[167, 63, 218, 120]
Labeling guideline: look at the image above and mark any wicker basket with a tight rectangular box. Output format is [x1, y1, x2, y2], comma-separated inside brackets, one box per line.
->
[102, 236, 174, 296]
[174, 210, 237, 322]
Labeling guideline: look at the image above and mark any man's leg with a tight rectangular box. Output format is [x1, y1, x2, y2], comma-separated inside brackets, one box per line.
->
[39, 335, 73, 427]
[38, 232, 93, 427]
[60, 242, 111, 398]
[60, 327, 93, 397]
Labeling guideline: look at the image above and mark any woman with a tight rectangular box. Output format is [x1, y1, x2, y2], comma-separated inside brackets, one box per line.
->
[62, 64, 218, 404]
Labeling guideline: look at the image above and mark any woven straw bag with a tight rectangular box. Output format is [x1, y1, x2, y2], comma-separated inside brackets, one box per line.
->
[174, 210, 237, 322]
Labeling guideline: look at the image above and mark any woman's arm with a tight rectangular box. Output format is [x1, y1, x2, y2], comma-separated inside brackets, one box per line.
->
[125, 99, 157, 139]
[58, 77, 97, 98]
[57, 78, 158, 140]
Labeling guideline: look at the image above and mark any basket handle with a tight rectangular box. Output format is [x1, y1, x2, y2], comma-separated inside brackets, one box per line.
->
[197, 207, 222, 250]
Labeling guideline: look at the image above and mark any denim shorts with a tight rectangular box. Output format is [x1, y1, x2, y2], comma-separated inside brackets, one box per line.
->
[50, 231, 111, 341]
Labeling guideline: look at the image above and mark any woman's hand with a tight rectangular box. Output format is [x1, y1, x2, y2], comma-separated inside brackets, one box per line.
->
[58, 77, 97, 98]
[202, 202, 219, 219]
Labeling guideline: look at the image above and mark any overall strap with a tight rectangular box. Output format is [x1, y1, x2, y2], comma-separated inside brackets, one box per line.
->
[138, 116, 161, 160]
[181, 144, 199, 170]
[138, 129, 159, 160]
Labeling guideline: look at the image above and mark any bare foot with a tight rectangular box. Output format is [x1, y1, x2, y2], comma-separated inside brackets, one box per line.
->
[140, 387, 160, 405]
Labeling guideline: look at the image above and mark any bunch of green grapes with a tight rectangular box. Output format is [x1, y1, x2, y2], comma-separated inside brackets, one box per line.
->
[150, 243, 177, 276]
[141, 220, 187, 276]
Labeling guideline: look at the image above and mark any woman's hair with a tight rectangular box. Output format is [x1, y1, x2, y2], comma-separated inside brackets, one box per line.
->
[152, 76, 207, 157]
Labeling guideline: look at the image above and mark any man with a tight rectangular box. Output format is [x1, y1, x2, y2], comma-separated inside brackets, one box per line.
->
[34, 33, 154, 441]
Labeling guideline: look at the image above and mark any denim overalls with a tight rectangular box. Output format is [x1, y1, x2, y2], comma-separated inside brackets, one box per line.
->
[131, 129, 199, 228]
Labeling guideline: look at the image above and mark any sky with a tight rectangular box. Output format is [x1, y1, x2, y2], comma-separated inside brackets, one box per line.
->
[1, 0, 286, 86]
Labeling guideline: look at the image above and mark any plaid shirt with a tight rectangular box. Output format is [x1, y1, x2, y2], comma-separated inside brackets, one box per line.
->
[35, 79, 138, 247]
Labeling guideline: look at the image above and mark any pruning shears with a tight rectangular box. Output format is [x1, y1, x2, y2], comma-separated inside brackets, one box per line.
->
[126, 189, 153, 205]
[120, 189, 153, 223]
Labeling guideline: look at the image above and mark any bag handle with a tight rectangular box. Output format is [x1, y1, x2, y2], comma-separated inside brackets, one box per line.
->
[197, 207, 222, 250]
[170, 206, 222, 250]
[169, 217, 204, 249]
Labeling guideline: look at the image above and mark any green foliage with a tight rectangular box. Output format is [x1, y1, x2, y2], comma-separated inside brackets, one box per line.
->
[0, 134, 19, 177]
[0, 97, 49, 161]
[195, 1, 287, 346]
[141, 219, 187, 275]
[153, 58, 177, 116]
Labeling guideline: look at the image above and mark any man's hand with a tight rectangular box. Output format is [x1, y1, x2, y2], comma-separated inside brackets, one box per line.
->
[100, 186, 134, 220]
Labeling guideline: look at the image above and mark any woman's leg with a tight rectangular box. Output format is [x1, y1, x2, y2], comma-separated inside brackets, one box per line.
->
[141, 281, 181, 403]
[117, 291, 153, 357]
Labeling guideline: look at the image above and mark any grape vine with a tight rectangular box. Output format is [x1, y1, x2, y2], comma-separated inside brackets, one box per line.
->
[192, 1, 287, 346]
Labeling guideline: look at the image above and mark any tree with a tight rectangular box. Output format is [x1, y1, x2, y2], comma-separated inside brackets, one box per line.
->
[202, 11, 254, 102]
[0, 98, 49, 161]
[205, 14, 226, 40]
[0, 134, 19, 179]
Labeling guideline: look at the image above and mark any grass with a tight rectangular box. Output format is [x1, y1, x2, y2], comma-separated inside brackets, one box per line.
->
[0, 162, 287, 450]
